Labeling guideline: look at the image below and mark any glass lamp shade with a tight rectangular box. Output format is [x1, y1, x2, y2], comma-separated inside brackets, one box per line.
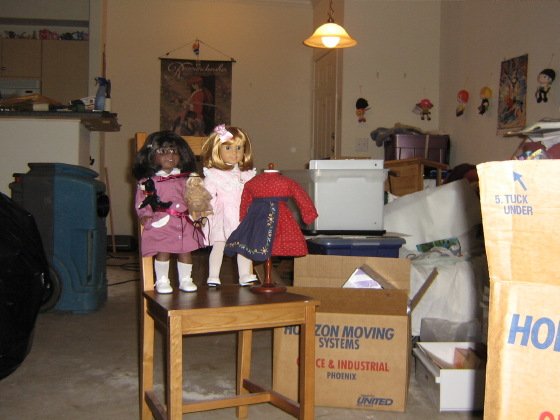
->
[304, 22, 357, 48]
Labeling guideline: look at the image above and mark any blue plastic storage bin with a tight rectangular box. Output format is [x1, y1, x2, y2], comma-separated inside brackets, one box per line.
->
[306, 236, 406, 258]
[10, 163, 109, 313]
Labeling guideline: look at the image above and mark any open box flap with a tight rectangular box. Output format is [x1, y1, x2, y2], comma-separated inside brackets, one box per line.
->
[294, 255, 410, 292]
[288, 286, 408, 316]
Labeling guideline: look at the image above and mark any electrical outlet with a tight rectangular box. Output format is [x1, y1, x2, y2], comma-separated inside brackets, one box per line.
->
[355, 138, 369, 152]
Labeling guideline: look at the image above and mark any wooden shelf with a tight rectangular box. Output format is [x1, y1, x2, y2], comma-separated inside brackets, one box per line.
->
[0, 18, 88, 28]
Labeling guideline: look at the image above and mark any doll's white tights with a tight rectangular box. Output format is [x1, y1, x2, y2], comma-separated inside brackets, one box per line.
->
[208, 241, 257, 286]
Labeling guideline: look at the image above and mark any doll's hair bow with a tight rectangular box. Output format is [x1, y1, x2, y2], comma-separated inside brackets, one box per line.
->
[214, 124, 233, 143]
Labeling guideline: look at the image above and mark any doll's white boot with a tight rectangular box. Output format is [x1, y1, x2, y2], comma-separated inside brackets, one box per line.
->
[239, 274, 259, 287]
[155, 276, 173, 294]
[206, 277, 221, 286]
[177, 262, 197, 292]
[179, 277, 197, 292]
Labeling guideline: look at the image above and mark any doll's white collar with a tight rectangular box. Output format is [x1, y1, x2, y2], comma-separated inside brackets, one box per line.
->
[156, 168, 180, 177]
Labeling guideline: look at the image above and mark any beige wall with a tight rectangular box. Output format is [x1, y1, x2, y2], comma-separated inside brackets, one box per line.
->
[439, 0, 560, 165]
[2, 0, 559, 237]
[333, 0, 560, 164]
[104, 0, 314, 236]
[340, 0, 441, 159]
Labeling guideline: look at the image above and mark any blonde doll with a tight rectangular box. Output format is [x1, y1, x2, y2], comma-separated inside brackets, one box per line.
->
[201, 125, 257, 286]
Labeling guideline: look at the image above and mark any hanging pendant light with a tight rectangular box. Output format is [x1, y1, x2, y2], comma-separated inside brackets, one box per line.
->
[304, 0, 357, 49]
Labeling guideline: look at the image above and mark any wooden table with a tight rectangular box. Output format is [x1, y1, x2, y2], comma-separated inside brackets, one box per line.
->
[140, 285, 319, 419]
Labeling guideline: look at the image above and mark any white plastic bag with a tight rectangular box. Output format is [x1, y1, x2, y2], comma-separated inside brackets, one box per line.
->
[384, 179, 482, 255]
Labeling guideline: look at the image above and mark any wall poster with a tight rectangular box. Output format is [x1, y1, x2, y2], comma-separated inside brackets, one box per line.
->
[160, 59, 232, 136]
[497, 54, 528, 133]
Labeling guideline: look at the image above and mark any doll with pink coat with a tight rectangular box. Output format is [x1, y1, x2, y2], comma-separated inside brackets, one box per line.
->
[201, 125, 258, 286]
[132, 131, 204, 294]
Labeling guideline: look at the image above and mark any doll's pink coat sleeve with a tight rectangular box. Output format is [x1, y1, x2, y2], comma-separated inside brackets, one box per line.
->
[202, 168, 219, 208]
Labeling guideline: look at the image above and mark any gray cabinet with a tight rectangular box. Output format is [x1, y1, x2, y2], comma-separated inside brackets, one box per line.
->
[0, 39, 89, 104]
[0, 39, 42, 78]
[41, 40, 89, 104]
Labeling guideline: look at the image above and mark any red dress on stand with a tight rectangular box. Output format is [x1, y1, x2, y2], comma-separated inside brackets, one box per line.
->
[225, 171, 318, 261]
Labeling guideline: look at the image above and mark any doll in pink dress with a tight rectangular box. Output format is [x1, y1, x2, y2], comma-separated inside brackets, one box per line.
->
[133, 131, 204, 293]
[201, 125, 257, 286]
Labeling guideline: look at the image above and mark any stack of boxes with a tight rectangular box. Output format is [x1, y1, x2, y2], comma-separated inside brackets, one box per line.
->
[274, 155, 492, 414]
[274, 159, 412, 411]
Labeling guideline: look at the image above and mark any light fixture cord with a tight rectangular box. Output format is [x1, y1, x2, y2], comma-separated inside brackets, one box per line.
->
[327, 0, 335, 23]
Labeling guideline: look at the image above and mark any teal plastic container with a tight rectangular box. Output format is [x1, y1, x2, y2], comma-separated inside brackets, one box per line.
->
[10, 163, 109, 313]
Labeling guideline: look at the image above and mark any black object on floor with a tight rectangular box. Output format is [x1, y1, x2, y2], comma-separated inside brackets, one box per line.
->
[0, 192, 48, 380]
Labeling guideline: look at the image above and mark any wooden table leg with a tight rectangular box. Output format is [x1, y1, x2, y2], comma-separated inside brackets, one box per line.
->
[140, 299, 155, 420]
[167, 315, 183, 420]
[236, 329, 253, 419]
[299, 306, 316, 419]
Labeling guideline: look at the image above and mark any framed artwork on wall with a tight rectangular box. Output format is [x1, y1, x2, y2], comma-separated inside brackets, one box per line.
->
[497, 54, 528, 134]
[160, 58, 232, 136]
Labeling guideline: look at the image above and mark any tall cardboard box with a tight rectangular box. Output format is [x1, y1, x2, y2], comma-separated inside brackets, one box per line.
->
[478, 160, 560, 419]
[273, 255, 411, 412]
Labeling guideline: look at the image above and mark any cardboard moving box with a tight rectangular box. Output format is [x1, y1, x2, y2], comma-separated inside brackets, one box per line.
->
[478, 160, 560, 419]
[273, 255, 411, 412]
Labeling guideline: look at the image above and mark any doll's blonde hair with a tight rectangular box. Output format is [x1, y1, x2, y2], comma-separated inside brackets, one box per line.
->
[201, 126, 254, 171]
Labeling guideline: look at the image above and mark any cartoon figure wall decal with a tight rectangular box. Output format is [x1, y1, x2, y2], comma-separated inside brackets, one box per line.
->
[415, 99, 433, 121]
[478, 86, 492, 115]
[456, 90, 469, 117]
[356, 98, 369, 123]
[535, 68, 556, 103]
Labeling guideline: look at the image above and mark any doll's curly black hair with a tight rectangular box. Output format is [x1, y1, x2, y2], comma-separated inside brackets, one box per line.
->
[132, 131, 197, 179]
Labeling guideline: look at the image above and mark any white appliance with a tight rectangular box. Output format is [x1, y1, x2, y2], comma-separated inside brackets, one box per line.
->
[282, 159, 388, 235]
[0, 79, 41, 99]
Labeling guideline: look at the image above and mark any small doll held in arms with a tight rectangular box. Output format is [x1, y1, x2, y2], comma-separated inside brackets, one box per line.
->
[185, 173, 213, 215]
[133, 130, 205, 294]
[201, 125, 258, 286]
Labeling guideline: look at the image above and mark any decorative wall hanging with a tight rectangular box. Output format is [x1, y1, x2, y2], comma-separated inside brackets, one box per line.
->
[160, 58, 233, 136]
[478, 87, 492, 115]
[535, 68, 556, 103]
[159, 40, 235, 136]
[456, 90, 469, 117]
[497, 54, 528, 133]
